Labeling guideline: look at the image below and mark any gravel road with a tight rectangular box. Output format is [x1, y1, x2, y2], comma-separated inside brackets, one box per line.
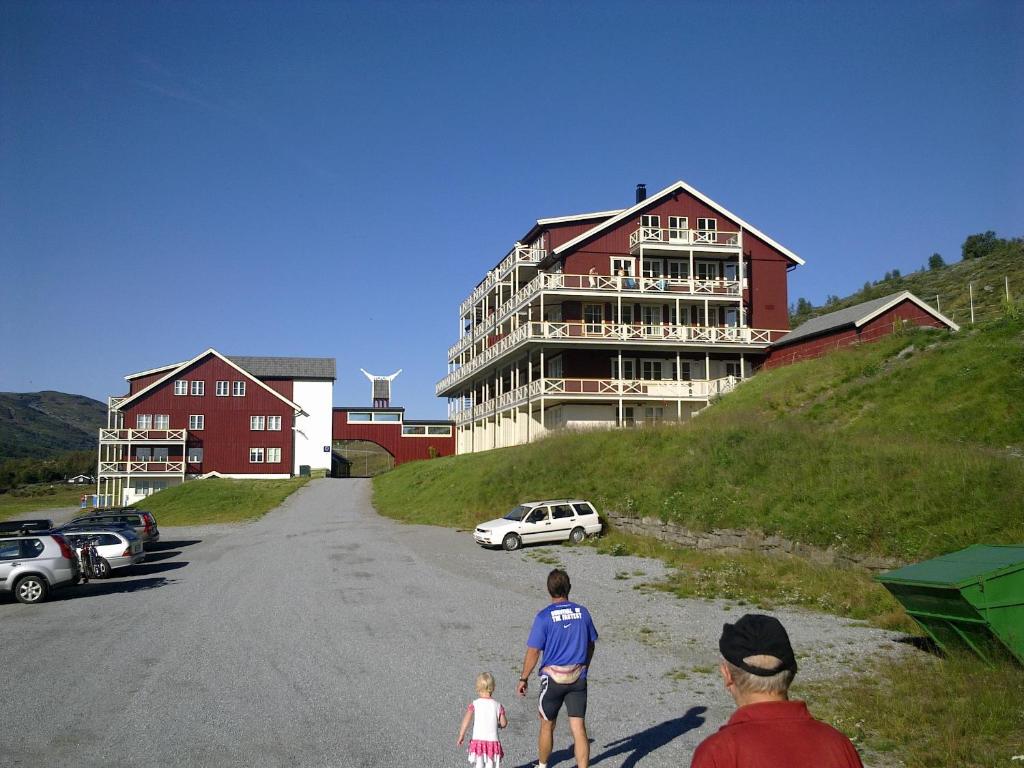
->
[0, 479, 907, 768]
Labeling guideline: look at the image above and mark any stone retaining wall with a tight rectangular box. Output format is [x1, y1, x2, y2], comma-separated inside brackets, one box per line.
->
[605, 511, 905, 572]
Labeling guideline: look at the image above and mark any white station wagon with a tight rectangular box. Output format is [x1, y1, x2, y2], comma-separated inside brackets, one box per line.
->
[474, 499, 603, 551]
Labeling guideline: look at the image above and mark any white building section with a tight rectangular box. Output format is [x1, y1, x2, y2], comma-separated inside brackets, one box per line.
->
[293, 379, 334, 474]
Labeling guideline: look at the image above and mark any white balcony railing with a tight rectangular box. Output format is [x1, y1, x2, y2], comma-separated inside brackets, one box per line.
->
[629, 227, 742, 250]
[449, 272, 743, 362]
[99, 429, 187, 443]
[99, 460, 186, 475]
[438, 321, 772, 394]
[458, 244, 547, 316]
[451, 376, 740, 425]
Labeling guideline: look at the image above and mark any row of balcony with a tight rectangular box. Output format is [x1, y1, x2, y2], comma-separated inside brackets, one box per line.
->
[437, 321, 774, 395]
[448, 273, 744, 361]
[458, 244, 547, 316]
[99, 460, 187, 475]
[629, 226, 742, 251]
[450, 375, 739, 425]
[99, 429, 187, 443]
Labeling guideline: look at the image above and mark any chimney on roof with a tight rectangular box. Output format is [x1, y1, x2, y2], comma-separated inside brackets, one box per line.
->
[635, 183, 647, 204]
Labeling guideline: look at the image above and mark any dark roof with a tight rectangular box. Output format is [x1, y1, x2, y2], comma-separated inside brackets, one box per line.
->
[334, 406, 405, 412]
[403, 419, 455, 426]
[229, 356, 336, 380]
[772, 292, 951, 349]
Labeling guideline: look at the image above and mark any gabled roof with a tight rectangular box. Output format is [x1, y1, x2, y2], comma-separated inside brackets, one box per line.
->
[228, 356, 335, 380]
[126, 355, 336, 381]
[772, 291, 959, 348]
[551, 179, 805, 266]
[113, 349, 305, 413]
[519, 209, 623, 250]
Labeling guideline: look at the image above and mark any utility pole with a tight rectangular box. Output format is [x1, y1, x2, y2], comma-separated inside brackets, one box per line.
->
[969, 282, 975, 324]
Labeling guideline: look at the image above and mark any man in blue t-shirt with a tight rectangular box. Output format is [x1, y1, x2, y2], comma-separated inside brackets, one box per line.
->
[516, 569, 598, 768]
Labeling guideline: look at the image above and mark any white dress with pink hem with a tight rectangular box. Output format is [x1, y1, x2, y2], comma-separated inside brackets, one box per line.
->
[466, 697, 505, 768]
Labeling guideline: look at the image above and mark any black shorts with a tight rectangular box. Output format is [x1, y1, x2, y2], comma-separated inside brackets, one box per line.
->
[538, 675, 588, 721]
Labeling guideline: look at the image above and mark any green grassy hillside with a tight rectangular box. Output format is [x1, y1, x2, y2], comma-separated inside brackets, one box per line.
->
[141, 477, 310, 526]
[375, 316, 1024, 561]
[791, 244, 1023, 328]
[0, 391, 106, 459]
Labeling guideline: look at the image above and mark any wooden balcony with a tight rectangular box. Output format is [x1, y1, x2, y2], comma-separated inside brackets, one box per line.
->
[98, 460, 187, 476]
[449, 272, 744, 362]
[629, 226, 742, 252]
[451, 375, 740, 425]
[458, 244, 546, 316]
[99, 429, 187, 443]
[438, 321, 774, 395]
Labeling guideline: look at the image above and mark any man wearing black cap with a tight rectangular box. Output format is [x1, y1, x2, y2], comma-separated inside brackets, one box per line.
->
[690, 614, 863, 768]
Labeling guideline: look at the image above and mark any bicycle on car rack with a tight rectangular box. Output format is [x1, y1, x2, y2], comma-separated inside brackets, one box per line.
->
[76, 537, 106, 581]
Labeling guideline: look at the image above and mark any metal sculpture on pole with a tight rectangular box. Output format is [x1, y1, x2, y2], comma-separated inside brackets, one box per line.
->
[360, 369, 402, 408]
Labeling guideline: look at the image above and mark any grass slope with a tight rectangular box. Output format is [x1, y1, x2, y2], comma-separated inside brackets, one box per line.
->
[0, 391, 107, 459]
[139, 477, 309, 526]
[376, 317, 1024, 561]
[0, 486, 85, 519]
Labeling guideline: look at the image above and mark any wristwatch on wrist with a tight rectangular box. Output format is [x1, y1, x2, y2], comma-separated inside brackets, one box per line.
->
[519, 677, 529, 683]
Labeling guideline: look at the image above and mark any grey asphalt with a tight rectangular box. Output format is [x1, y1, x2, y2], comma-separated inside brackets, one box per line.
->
[0, 479, 906, 768]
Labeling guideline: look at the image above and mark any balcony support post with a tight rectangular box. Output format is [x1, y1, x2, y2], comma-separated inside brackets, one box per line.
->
[705, 351, 711, 382]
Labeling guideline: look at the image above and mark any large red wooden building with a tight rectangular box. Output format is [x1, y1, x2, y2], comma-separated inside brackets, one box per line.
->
[439, 180, 804, 453]
[98, 349, 336, 506]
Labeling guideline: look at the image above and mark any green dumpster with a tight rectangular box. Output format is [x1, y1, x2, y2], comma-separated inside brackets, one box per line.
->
[875, 544, 1024, 665]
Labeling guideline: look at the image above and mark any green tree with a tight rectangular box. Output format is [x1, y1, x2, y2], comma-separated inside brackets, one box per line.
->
[928, 253, 945, 270]
[962, 231, 998, 260]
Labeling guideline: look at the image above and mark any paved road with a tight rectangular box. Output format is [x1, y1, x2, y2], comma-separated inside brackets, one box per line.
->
[0, 479, 903, 768]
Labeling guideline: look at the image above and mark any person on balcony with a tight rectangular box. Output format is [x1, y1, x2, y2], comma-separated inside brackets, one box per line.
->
[588, 266, 598, 288]
[618, 268, 637, 290]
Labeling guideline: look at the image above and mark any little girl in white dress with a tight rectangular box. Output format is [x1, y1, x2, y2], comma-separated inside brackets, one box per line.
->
[456, 672, 507, 768]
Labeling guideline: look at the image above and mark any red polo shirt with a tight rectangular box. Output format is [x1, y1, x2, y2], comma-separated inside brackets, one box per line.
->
[690, 700, 863, 768]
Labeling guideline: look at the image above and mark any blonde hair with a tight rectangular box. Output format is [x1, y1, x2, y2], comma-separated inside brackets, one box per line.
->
[726, 655, 796, 695]
[475, 672, 496, 695]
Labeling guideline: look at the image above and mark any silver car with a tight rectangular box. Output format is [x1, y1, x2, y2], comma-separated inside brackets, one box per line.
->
[0, 534, 81, 604]
[60, 529, 146, 578]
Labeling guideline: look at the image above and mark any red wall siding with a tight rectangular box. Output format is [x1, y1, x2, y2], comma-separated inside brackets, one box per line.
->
[123, 355, 295, 475]
[331, 411, 455, 464]
[763, 301, 949, 370]
[129, 372, 166, 394]
[746, 233, 791, 334]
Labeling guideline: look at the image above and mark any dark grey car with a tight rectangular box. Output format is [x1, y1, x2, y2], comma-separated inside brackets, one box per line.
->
[70, 509, 160, 548]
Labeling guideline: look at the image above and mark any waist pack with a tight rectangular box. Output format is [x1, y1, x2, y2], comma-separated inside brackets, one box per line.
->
[541, 664, 585, 684]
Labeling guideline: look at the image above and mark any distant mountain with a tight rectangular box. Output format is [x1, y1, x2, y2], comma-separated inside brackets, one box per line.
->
[0, 391, 106, 460]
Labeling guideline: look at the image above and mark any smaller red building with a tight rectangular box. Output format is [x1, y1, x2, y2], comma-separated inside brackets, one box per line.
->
[763, 291, 958, 369]
[331, 407, 455, 474]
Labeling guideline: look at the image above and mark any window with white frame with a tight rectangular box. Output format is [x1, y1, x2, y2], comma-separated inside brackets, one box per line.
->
[695, 261, 719, 280]
[153, 447, 168, 461]
[641, 360, 663, 380]
[267, 416, 281, 431]
[614, 304, 633, 324]
[667, 260, 689, 280]
[249, 447, 265, 463]
[725, 308, 740, 327]
[640, 214, 660, 229]
[668, 216, 689, 242]
[216, 380, 229, 396]
[641, 305, 662, 332]
[690, 305, 707, 326]
[671, 361, 693, 381]
[135, 447, 151, 460]
[402, 425, 427, 436]
[250, 415, 265, 431]
[723, 262, 739, 281]
[725, 361, 742, 378]
[617, 406, 636, 427]
[266, 447, 281, 463]
[188, 415, 204, 430]
[153, 414, 170, 429]
[191, 380, 205, 396]
[136, 414, 153, 429]
[232, 381, 246, 397]
[427, 425, 452, 436]
[187, 447, 203, 463]
[174, 380, 187, 396]
[697, 217, 717, 234]
[611, 358, 636, 379]
[610, 257, 635, 277]
[583, 304, 603, 334]
[348, 412, 372, 422]
[375, 412, 401, 422]
[642, 259, 663, 278]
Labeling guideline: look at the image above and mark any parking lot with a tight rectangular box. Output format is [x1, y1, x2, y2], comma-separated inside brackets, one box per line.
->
[0, 479, 905, 768]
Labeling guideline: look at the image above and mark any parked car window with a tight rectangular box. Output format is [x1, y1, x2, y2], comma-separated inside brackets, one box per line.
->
[503, 505, 529, 521]
[572, 502, 596, 517]
[0, 540, 21, 559]
[527, 508, 549, 523]
[97, 534, 121, 546]
[20, 539, 45, 558]
[551, 504, 574, 519]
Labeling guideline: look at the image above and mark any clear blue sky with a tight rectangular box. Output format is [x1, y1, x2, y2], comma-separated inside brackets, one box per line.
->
[2, 1, 1021, 419]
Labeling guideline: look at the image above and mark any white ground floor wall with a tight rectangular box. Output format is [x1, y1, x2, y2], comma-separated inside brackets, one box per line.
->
[456, 399, 707, 454]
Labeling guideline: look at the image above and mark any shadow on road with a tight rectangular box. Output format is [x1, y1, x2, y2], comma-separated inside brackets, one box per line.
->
[589, 706, 708, 768]
[141, 550, 181, 563]
[147, 539, 201, 552]
[55, 577, 171, 600]
[511, 740, 594, 768]
[130, 561, 189, 576]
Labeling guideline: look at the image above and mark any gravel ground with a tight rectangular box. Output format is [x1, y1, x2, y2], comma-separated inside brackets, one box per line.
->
[0, 479, 909, 768]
